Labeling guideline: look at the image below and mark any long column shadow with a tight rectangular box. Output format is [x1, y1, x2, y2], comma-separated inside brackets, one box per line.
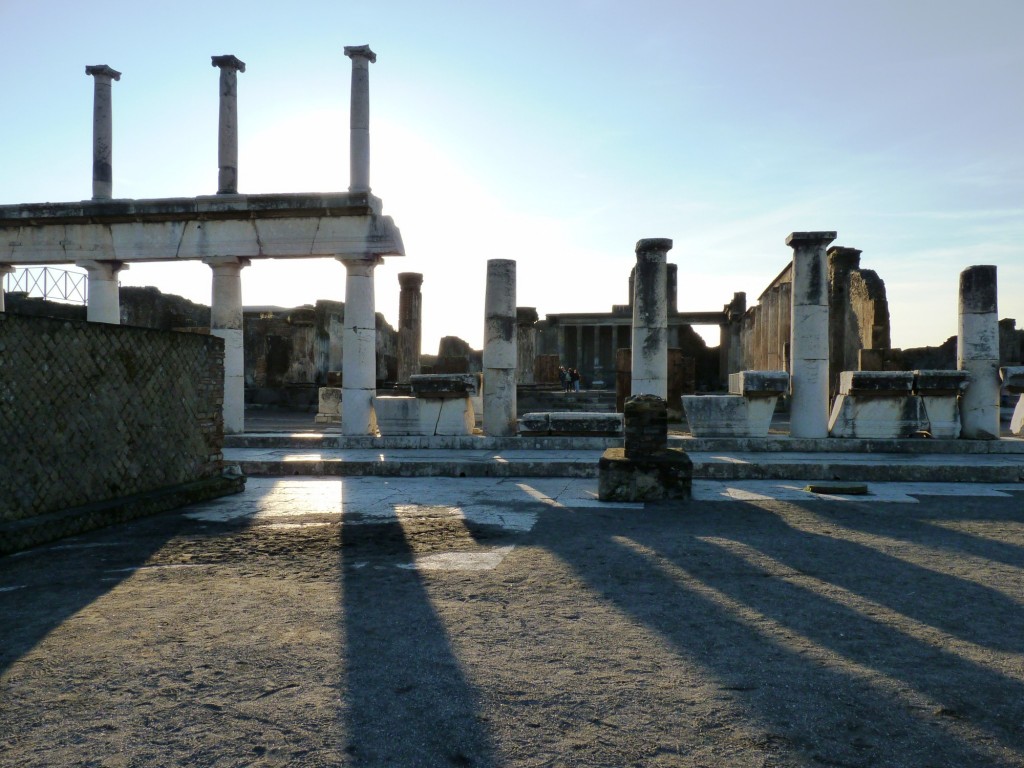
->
[539, 502, 1024, 766]
[339, 510, 496, 767]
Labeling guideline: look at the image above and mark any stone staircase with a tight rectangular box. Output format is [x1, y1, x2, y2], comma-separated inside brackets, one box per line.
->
[516, 387, 617, 416]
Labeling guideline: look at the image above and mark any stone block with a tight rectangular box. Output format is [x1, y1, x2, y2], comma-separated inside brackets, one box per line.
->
[838, 370, 914, 395]
[518, 413, 550, 435]
[828, 394, 927, 438]
[374, 396, 420, 435]
[598, 447, 692, 502]
[314, 386, 342, 424]
[920, 394, 962, 439]
[913, 370, 969, 394]
[682, 395, 777, 438]
[549, 412, 624, 436]
[728, 370, 789, 397]
[420, 398, 475, 436]
[409, 373, 481, 398]
[1000, 366, 1024, 394]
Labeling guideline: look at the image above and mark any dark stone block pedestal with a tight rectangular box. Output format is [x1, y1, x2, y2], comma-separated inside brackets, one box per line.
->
[598, 447, 693, 501]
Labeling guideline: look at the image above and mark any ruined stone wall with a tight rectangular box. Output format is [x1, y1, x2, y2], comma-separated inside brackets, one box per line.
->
[0, 314, 227, 526]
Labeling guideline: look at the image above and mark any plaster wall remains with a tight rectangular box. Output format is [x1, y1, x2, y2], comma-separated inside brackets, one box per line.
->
[0, 314, 238, 551]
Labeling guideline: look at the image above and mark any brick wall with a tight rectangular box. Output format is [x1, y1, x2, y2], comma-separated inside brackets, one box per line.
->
[0, 314, 226, 523]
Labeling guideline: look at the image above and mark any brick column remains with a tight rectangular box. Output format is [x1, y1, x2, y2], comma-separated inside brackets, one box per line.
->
[211, 55, 246, 194]
[787, 231, 836, 437]
[85, 64, 121, 200]
[631, 238, 671, 399]
[958, 265, 1000, 439]
[483, 259, 517, 436]
[396, 272, 423, 385]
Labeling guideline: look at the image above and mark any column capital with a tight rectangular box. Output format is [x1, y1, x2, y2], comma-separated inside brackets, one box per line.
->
[338, 255, 383, 272]
[398, 272, 424, 291]
[202, 256, 251, 269]
[0, 264, 15, 276]
[635, 238, 673, 256]
[85, 65, 121, 81]
[76, 259, 128, 277]
[211, 55, 246, 73]
[344, 45, 377, 64]
[516, 307, 539, 326]
[785, 231, 836, 248]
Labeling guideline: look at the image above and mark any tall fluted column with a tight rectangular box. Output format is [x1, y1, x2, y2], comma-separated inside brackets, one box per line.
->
[787, 231, 836, 437]
[206, 256, 250, 434]
[397, 272, 423, 385]
[78, 260, 127, 324]
[958, 265, 1000, 439]
[343, 45, 376, 194]
[0, 265, 14, 312]
[483, 259, 517, 436]
[340, 257, 382, 434]
[211, 55, 246, 194]
[516, 307, 539, 384]
[631, 238, 671, 398]
[84, 65, 121, 200]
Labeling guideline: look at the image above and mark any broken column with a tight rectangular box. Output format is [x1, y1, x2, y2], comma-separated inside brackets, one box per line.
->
[396, 272, 423, 385]
[631, 238, 671, 399]
[483, 259, 517, 436]
[344, 45, 376, 194]
[340, 257, 382, 434]
[1001, 367, 1024, 437]
[958, 265, 1000, 439]
[211, 55, 246, 195]
[516, 307, 538, 385]
[85, 64, 121, 200]
[787, 231, 836, 438]
[206, 256, 250, 434]
[77, 260, 127, 324]
[0, 265, 13, 312]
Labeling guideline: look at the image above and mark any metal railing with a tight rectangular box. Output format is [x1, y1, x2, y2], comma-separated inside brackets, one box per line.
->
[3, 267, 88, 304]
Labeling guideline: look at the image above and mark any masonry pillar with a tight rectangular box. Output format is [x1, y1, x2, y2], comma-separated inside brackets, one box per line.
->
[516, 307, 538, 385]
[206, 257, 249, 435]
[766, 286, 781, 370]
[78, 260, 127, 324]
[827, 246, 861, 399]
[344, 45, 376, 194]
[778, 282, 792, 372]
[0, 265, 13, 312]
[787, 231, 836, 437]
[395, 272, 423, 386]
[85, 65, 121, 201]
[483, 259, 517, 436]
[958, 265, 1000, 439]
[211, 55, 246, 195]
[725, 292, 746, 376]
[339, 257, 382, 434]
[631, 238, 671, 398]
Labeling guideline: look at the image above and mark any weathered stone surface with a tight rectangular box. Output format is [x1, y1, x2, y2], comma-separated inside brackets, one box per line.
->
[1000, 366, 1024, 393]
[374, 396, 420, 435]
[919, 394, 962, 439]
[631, 239, 671, 399]
[828, 394, 927, 438]
[728, 370, 789, 397]
[410, 373, 481, 398]
[518, 413, 551, 435]
[959, 265, 1000, 439]
[623, 394, 668, 458]
[838, 370, 914, 395]
[913, 369, 970, 394]
[314, 387, 342, 423]
[682, 395, 778, 438]
[548, 412, 624, 435]
[598, 447, 692, 501]
[375, 395, 475, 436]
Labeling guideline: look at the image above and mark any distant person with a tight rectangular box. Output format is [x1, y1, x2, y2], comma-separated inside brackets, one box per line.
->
[558, 366, 570, 393]
[570, 367, 581, 392]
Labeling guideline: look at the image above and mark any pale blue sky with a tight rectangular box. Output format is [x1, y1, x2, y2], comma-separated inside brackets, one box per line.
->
[2, 0, 1021, 351]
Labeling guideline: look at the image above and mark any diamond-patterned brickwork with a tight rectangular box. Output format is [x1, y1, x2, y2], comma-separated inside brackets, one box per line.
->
[0, 314, 224, 522]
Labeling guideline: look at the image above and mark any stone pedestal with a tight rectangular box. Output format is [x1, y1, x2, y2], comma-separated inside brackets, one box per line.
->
[827, 371, 925, 438]
[397, 272, 423, 385]
[787, 231, 836, 437]
[211, 55, 246, 194]
[598, 395, 691, 502]
[1001, 367, 1024, 437]
[375, 395, 474, 436]
[78, 260, 127, 325]
[85, 65, 121, 201]
[483, 259, 517, 436]
[914, 370, 969, 438]
[958, 265, 1000, 439]
[631, 238, 671, 398]
[340, 257, 382, 435]
[315, 386, 342, 424]
[206, 256, 250, 434]
[681, 370, 788, 437]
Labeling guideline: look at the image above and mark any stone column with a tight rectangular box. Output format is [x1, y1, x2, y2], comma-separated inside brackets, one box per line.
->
[343, 45, 376, 194]
[787, 231, 836, 437]
[206, 257, 250, 435]
[77, 260, 127, 324]
[631, 238, 671, 398]
[339, 257, 382, 434]
[766, 286, 781, 370]
[211, 55, 246, 195]
[396, 272, 423, 385]
[516, 307, 538, 385]
[0, 265, 14, 312]
[483, 259, 517, 436]
[85, 65, 121, 200]
[958, 265, 1000, 439]
[725, 292, 746, 376]
[778, 282, 792, 372]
